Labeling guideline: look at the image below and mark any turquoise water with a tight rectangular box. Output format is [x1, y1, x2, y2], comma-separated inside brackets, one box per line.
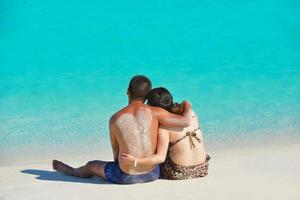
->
[1, 0, 300, 153]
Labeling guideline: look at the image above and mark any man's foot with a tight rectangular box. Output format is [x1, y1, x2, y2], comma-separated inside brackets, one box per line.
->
[52, 160, 74, 176]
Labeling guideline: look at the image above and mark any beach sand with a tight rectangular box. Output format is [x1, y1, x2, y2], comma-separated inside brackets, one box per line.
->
[1, 143, 299, 200]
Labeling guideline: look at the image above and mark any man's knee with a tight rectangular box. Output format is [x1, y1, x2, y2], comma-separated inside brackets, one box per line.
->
[86, 160, 97, 168]
[85, 160, 106, 177]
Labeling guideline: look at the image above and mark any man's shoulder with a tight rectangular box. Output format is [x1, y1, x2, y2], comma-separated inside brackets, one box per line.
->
[109, 106, 129, 123]
[110, 104, 163, 122]
[137, 105, 165, 117]
[146, 105, 164, 114]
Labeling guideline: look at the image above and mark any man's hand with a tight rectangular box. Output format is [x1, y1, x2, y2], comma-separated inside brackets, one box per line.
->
[182, 100, 192, 112]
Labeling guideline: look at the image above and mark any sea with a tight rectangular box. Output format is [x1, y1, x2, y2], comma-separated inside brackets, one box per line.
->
[1, 0, 299, 163]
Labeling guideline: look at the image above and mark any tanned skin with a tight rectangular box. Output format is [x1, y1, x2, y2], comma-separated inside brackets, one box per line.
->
[52, 91, 192, 179]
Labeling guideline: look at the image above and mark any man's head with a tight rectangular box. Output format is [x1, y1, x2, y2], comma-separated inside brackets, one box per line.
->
[127, 75, 152, 102]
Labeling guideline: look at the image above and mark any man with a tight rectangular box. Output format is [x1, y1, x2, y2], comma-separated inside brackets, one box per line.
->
[53, 75, 192, 184]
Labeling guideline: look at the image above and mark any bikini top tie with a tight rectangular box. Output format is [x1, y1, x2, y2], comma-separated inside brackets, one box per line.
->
[169, 127, 201, 149]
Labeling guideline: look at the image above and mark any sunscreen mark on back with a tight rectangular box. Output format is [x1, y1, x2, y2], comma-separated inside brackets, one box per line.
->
[115, 107, 152, 158]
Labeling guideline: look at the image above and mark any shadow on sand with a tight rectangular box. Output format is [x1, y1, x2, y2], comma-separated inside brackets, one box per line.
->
[21, 169, 109, 185]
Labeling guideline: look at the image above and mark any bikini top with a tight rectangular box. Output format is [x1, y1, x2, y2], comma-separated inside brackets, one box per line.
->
[169, 127, 201, 149]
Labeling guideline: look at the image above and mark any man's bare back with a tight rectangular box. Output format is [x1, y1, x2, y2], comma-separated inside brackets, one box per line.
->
[110, 102, 159, 174]
[110, 100, 192, 175]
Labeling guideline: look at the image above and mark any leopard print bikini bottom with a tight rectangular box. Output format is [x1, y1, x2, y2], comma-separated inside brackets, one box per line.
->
[160, 154, 210, 180]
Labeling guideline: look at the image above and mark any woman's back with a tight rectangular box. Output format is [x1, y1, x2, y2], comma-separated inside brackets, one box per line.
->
[167, 110, 207, 166]
[137, 87, 210, 179]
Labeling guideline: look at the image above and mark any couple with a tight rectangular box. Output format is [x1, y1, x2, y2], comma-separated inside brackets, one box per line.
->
[53, 75, 210, 184]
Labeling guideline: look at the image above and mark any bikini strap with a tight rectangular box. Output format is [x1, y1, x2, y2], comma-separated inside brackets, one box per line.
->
[169, 127, 201, 149]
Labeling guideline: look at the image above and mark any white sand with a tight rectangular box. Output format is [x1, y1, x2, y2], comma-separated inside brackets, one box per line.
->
[1, 143, 300, 200]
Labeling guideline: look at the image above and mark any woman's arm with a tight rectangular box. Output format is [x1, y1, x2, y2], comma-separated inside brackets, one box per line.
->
[121, 128, 169, 167]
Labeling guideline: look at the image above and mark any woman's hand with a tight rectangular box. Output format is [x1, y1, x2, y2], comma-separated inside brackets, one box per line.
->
[120, 153, 135, 166]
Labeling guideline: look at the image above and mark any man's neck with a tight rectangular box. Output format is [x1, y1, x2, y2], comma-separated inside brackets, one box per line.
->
[128, 99, 144, 105]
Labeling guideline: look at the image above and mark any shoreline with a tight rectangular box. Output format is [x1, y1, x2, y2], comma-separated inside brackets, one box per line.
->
[1, 142, 299, 200]
[1, 127, 299, 167]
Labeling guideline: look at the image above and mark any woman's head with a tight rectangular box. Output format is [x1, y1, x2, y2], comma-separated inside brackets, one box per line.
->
[146, 87, 184, 115]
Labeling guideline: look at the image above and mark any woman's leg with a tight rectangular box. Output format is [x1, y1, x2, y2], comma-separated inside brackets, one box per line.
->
[52, 160, 107, 179]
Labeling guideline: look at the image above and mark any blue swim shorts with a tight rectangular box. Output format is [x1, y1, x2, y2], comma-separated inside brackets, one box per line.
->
[104, 162, 159, 184]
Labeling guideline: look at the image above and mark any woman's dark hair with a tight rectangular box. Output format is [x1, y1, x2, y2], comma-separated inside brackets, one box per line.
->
[146, 87, 184, 114]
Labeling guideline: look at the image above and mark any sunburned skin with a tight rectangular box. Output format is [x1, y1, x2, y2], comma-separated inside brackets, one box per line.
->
[160, 109, 194, 132]
[115, 107, 152, 159]
[160, 107, 192, 127]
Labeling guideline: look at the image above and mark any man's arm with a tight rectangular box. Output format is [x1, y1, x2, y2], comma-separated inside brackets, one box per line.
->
[121, 128, 169, 166]
[154, 100, 192, 128]
[109, 117, 119, 161]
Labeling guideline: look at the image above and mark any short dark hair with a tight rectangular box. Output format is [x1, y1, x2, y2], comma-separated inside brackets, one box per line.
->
[128, 75, 152, 100]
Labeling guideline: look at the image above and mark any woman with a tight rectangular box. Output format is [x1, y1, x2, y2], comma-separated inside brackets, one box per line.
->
[121, 87, 210, 180]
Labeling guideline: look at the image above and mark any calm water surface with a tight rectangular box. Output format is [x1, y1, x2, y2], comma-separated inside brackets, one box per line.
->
[1, 0, 299, 153]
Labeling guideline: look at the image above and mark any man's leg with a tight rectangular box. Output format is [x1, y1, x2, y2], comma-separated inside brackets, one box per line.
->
[52, 160, 107, 179]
